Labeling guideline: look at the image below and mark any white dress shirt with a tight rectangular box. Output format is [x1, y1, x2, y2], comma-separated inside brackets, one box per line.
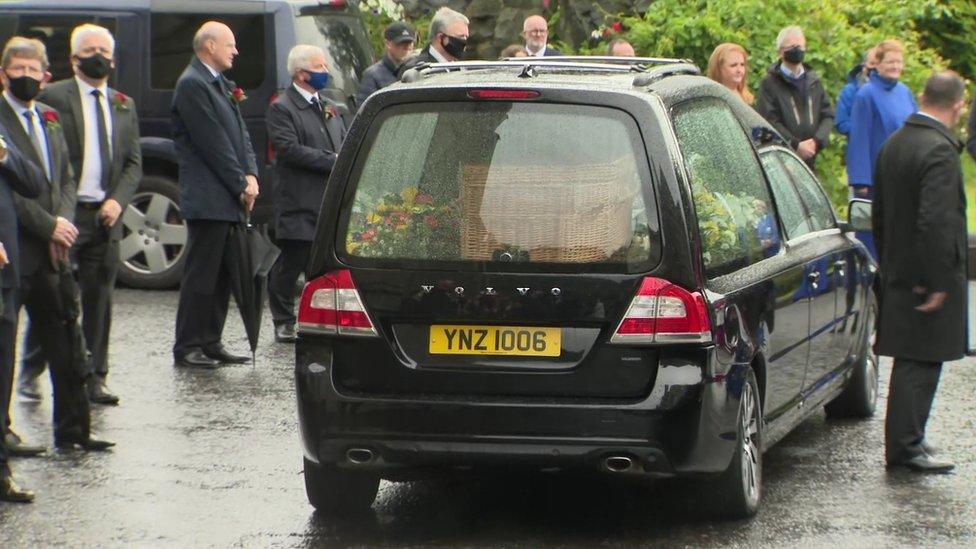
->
[526, 44, 548, 57]
[292, 83, 317, 105]
[75, 77, 114, 203]
[3, 90, 51, 181]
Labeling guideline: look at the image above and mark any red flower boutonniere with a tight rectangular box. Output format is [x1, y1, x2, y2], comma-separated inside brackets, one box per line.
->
[42, 110, 60, 131]
[112, 91, 130, 112]
[325, 105, 338, 120]
[229, 86, 247, 104]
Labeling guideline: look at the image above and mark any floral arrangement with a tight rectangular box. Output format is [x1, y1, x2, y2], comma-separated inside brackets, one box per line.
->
[112, 91, 130, 111]
[41, 110, 60, 131]
[229, 86, 247, 104]
[324, 104, 338, 120]
[347, 186, 460, 259]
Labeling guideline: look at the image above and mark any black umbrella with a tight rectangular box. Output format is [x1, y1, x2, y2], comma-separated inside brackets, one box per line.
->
[226, 217, 280, 363]
[51, 259, 93, 383]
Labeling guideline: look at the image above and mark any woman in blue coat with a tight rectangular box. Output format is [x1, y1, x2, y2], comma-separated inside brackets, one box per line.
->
[845, 40, 916, 259]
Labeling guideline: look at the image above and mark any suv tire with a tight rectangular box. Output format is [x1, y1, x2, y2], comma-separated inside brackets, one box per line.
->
[117, 175, 187, 289]
[709, 367, 762, 519]
[303, 458, 379, 514]
[825, 302, 879, 419]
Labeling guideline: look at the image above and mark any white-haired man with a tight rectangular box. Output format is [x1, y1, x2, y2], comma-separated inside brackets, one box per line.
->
[18, 24, 142, 405]
[266, 45, 346, 343]
[522, 15, 561, 57]
[756, 25, 834, 168]
[398, 7, 469, 76]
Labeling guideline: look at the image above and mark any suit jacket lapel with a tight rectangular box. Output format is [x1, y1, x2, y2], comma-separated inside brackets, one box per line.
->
[67, 80, 85, 160]
[108, 86, 123, 181]
[0, 97, 42, 169]
[323, 103, 343, 152]
[40, 108, 60, 186]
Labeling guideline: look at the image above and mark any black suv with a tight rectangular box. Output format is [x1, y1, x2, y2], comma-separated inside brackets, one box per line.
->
[0, 0, 373, 287]
[294, 58, 878, 518]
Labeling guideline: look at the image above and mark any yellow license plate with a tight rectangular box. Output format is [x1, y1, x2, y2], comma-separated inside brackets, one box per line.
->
[429, 325, 561, 357]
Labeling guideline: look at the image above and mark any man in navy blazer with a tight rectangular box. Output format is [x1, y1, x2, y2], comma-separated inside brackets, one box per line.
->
[0, 126, 45, 503]
[171, 21, 259, 368]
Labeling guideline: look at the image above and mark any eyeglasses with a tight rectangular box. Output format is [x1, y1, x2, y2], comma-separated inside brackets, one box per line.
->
[524, 29, 548, 35]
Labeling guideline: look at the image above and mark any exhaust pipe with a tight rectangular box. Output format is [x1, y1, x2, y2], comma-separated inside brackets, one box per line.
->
[346, 447, 375, 465]
[604, 455, 634, 473]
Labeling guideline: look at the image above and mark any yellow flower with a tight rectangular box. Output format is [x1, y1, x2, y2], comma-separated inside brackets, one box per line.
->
[366, 214, 381, 224]
[400, 186, 418, 206]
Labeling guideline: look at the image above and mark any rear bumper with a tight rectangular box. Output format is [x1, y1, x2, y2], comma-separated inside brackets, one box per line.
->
[295, 344, 746, 478]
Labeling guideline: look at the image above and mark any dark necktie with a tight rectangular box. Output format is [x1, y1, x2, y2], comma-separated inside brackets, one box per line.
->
[22, 110, 50, 180]
[91, 89, 112, 189]
[310, 97, 323, 115]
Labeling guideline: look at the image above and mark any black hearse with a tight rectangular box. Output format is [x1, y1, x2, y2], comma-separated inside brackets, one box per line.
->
[294, 57, 879, 518]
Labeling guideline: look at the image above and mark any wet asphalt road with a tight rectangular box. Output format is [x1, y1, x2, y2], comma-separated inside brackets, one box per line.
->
[1, 288, 975, 547]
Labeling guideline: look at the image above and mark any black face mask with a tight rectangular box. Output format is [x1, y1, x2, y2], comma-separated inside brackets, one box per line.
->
[7, 75, 41, 102]
[441, 35, 467, 60]
[783, 46, 805, 65]
[77, 53, 112, 80]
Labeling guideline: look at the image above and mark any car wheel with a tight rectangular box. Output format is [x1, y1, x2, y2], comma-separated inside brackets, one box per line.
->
[116, 175, 187, 289]
[709, 367, 762, 519]
[303, 457, 379, 514]
[825, 302, 879, 419]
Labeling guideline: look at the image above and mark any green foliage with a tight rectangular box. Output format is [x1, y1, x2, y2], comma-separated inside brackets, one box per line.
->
[359, 1, 432, 60]
[915, 0, 976, 81]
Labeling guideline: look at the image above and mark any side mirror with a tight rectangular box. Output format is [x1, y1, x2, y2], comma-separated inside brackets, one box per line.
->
[847, 198, 872, 232]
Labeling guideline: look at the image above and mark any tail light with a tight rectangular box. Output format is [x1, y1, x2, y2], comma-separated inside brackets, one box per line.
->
[297, 270, 377, 337]
[611, 277, 711, 345]
[467, 89, 540, 100]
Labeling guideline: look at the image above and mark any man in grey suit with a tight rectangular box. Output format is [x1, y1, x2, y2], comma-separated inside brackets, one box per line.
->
[0, 36, 113, 452]
[267, 45, 346, 343]
[0, 127, 46, 503]
[20, 24, 142, 405]
[171, 21, 259, 368]
[873, 71, 968, 474]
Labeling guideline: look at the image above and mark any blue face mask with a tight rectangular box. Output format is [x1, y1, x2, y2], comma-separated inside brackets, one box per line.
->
[305, 70, 330, 91]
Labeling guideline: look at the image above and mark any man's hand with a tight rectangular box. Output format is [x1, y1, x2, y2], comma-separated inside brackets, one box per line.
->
[51, 216, 79, 248]
[0, 241, 8, 268]
[99, 199, 123, 228]
[240, 174, 259, 212]
[915, 291, 947, 313]
[48, 241, 69, 269]
[796, 139, 818, 160]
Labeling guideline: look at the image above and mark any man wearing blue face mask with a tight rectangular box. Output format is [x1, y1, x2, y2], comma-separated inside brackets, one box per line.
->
[266, 45, 346, 343]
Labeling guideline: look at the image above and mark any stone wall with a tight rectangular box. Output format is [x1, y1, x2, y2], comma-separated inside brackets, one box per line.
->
[396, 0, 647, 59]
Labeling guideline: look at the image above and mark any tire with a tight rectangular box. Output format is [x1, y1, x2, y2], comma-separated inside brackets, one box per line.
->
[303, 458, 379, 514]
[825, 302, 879, 419]
[709, 367, 762, 519]
[116, 175, 188, 289]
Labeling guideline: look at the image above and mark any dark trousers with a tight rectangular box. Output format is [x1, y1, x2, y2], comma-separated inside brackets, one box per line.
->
[21, 205, 119, 379]
[0, 288, 15, 474]
[885, 358, 943, 464]
[173, 220, 233, 357]
[2, 264, 91, 443]
[268, 239, 311, 327]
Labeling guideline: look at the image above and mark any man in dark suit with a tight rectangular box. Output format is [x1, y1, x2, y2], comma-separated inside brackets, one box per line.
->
[398, 7, 469, 77]
[522, 15, 562, 57]
[19, 24, 142, 405]
[0, 36, 113, 452]
[171, 21, 259, 368]
[873, 71, 968, 474]
[0, 127, 46, 503]
[267, 45, 346, 343]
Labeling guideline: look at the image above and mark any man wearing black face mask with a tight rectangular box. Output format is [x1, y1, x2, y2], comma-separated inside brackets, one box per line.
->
[266, 45, 346, 343]
[397, 7, 469, 77]
[19, 24, 142, 406]
[757, 25, 834, 168]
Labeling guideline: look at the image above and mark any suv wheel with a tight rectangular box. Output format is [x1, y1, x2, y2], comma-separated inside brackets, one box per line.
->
[117, 175, 187, 289]
[825, 303, 879, 419]
[303, 458, 379, 514]
[709, 367, 762, 519]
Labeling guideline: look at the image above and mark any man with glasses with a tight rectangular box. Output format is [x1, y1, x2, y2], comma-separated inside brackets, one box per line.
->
[522, 15, 561, 57]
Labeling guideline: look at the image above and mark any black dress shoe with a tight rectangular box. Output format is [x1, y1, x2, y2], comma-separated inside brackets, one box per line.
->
[274, 324, 297, 343]
[87, 377, 120, 405]
[203, 344, 250, 364]
[16, 372, 42, 401]
[55, 434, 115, 452]
[4, 432, 46, 457]
[174, 349, 219, 369]
[0, 476, 34, 503]
[888, 453, 955, 474]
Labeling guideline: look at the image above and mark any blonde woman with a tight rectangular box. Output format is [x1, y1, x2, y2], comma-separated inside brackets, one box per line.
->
[708, 43, 754, 105]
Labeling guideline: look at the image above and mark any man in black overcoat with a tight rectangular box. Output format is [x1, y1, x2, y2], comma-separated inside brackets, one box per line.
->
[0, 36, 112, 453]
[20, 24, 142, 405]
[0, 125, 46, 503]
[267, 45, 346, 342]
[397, 7, 469, 77]
[171, 21, 259, 368]
[355, 22, 414, 108]
[873, 71, 968, 474]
